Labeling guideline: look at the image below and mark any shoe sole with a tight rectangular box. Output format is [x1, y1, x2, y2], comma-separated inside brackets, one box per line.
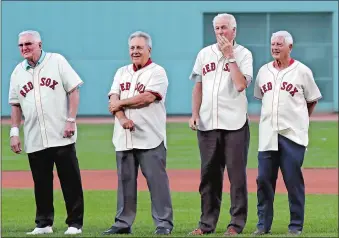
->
[27, 232, 53, 235]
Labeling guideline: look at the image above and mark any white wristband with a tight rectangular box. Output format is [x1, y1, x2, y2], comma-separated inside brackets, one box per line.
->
[10, 127, 19, 137]
[66, 117, 76, 123]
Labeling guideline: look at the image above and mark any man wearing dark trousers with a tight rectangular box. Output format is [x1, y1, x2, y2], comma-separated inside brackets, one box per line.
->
[188, 13, 253, 236]
[253, 30, 322, 236]
[9, 30, 84, 235]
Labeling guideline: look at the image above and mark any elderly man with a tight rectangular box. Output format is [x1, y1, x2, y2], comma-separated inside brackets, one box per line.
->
[102, 31, 173, 236]
[188, 13, 253, 236]
[8, 30, 84, 235]
[252, 31, 322, 236]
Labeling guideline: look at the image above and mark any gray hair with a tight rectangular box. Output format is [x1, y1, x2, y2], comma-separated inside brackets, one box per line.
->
[18, 30, 42, 42]
[271, 31, 293, 45]
[128, 31, 152, 48]
[213, 13, 237, 29]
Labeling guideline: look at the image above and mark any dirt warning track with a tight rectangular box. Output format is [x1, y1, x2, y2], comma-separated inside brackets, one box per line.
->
[2, 168, 337, 194]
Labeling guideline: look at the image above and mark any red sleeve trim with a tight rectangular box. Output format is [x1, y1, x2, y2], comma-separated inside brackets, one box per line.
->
[146, 90, 162, 101]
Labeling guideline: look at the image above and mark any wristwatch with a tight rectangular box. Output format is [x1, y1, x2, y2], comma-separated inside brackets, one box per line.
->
[66, 117, 76, 123]
[228, 58, 236, 63]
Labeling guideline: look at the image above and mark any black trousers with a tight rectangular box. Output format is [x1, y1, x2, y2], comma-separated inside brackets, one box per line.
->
[197, 121, 250, 233]
[28, 143, 84, 229]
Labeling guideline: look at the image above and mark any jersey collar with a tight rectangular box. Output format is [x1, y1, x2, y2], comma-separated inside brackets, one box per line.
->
[24, 50, 46, 70]
[273, 58, 295, 68]
[133, 58, 152, 72]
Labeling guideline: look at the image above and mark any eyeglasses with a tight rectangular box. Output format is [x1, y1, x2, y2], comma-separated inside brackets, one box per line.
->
[18, 42, 33, 47]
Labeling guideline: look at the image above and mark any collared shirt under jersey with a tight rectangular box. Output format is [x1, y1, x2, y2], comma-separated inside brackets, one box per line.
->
[24, 50, 46, 70]
[9, 52, 83, 153]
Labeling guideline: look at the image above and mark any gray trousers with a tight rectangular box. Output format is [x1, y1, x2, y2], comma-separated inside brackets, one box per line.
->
[197, 121, 250, 233]
[113, 142, 173, 230]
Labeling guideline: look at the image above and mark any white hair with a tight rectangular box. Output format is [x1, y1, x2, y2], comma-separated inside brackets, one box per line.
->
[128, 31, 152, 48]
[18, 30, 41, 42]
[213, 13, 237, 29]
[271, 31, 293, 45]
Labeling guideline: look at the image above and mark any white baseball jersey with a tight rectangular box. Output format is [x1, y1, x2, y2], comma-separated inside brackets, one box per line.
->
[108, 60, 168, 152]
[254, 59, 322, 151]
[8, 52, 83, 153]
[190, 42, 253, 131]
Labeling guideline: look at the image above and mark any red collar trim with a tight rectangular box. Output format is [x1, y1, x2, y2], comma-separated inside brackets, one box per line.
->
[133, 58, 152, 72]
[273, 58, 295, 68]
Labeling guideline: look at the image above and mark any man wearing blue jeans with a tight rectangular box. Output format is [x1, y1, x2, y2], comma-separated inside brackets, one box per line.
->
[253, 30, 322, 236]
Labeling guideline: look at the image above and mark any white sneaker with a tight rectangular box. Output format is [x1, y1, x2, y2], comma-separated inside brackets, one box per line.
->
[26, 226, 53, 235]
[64, 227, 82, 235]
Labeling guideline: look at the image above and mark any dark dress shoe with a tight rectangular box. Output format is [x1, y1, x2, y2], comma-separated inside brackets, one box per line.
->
[252, 229, 271, 235]
[188, 228, 214, 235]
[224, 226, 239, 236]
[102, 226, 132, 235]
[155, 227, 171, 235]
[288, 230, 302, 235]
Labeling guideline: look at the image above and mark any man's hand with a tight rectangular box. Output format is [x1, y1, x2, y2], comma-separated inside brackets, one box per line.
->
[109, 100, 123, 114]
[10, 136, 22, 154]
[189, 115, 200, 131]
[119, 118, 135, 131]
[63, 121, 75, 138]
[217, 35, 234, 58]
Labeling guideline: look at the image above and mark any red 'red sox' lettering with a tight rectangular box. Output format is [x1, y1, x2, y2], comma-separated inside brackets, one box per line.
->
[260, 82, 273, 96]
[120, 82, 131, 91]
[20, 78, 58, 97]
[202, 62, 230, 76]
[223, 63, 230, 72]
[120, 82, 145, 93]
[20, 82, 34, 97]
[260, 81, 299, 97]
[40, 78, 59, 90]
[202, 62, 216, 76]
[280, 82, 298, 97]
[135, 82, 145, 93]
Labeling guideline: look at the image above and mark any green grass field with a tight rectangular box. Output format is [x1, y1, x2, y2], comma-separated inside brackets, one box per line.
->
[1, 122, 338, 170]
[1, 121, 338, 237]
[1, 190, 338, 237]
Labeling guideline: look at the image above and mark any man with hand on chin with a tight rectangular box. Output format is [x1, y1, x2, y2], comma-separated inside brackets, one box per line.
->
[103, 31, 174, 236]
[188, 13, 253, 236]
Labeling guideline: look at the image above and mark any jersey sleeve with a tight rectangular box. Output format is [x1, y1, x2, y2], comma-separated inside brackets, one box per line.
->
[189, 50, 203, 81]
[8, 71, 19, 105]
[145, 68, 169, 101]
[239, 50, 253, 83]
[253, 68, 263, 100]
[303, 67, 322, 102]
[58, 54, 83, 93]
[108, 68, 122, 98]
